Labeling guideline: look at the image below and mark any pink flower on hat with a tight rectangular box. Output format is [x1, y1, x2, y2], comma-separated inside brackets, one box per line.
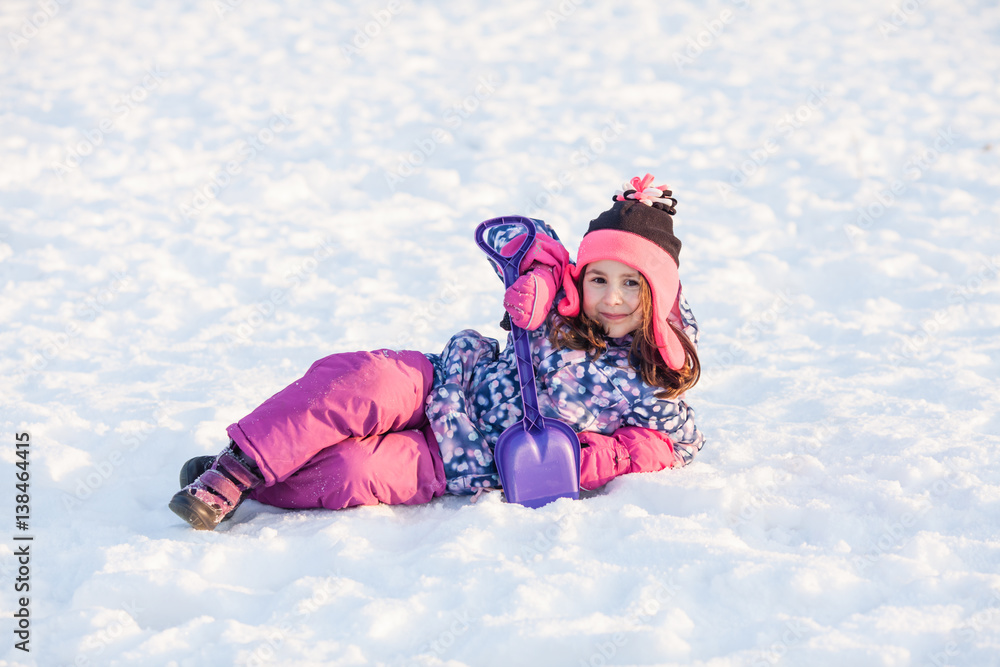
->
[614, 173, 671, 207]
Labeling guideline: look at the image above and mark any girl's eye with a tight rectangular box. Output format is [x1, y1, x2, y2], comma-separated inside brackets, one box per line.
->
[589, 276, 606, 284]
[624, 279, 640, 288]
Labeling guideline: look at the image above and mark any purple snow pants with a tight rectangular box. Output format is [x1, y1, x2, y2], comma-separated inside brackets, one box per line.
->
[226, 349, 447, 510]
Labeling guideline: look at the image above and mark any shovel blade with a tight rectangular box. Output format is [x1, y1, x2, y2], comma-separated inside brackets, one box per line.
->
[494, 419, 580, 508]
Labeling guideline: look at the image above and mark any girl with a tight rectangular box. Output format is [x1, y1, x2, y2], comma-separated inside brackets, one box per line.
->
[169, 175, 704, 530]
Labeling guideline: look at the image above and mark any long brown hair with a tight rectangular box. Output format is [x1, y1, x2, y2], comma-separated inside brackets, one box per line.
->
[548, 268, 700, 399]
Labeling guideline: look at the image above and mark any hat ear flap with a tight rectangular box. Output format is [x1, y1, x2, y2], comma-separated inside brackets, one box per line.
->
[649, 278, 685, 371]
[557, 263, 583, 317]
[660, 326, 686, 371]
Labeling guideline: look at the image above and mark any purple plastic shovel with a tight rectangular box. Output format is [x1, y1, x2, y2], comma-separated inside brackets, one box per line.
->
[476, 216, 581, 508]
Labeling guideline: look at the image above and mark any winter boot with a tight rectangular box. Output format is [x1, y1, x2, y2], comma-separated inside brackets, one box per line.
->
[169, 443, 263, 530]
[176, 455, 243, 524]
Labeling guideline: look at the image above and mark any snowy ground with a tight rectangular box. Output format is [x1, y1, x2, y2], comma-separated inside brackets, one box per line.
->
[2, 0, 1000, 665]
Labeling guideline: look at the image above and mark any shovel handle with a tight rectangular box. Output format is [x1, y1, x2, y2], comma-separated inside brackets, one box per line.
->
[475, 217, 543, 429]
[474, 216, 537, 289]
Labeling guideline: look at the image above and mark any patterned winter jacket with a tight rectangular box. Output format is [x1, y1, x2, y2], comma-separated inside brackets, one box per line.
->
[423, 219, 704, 495]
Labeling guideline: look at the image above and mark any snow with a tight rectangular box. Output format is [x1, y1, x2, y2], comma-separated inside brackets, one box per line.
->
[2, 0, 1000, 665]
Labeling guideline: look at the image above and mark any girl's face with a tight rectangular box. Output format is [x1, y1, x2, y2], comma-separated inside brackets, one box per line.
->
[581, 260, 644, 338]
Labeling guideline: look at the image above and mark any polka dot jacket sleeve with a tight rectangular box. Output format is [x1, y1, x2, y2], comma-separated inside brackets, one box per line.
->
[621, 397, 704, 467]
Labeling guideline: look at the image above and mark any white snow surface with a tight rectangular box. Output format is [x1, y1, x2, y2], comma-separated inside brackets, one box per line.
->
[2, 0, 1000, 665]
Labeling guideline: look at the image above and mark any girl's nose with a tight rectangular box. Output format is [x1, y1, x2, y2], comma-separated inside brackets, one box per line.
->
[604, 287, 623, 305]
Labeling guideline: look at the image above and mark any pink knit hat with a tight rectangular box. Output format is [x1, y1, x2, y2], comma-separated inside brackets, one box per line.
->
[557, 175, 686, 370]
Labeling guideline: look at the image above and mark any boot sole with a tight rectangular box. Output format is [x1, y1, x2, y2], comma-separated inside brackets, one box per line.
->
[169, 490, 221, 531]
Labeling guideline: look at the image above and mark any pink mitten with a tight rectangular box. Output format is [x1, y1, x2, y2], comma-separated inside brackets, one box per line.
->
[578, 427, 677, 491]
[503, 265, 557, 331]
[499, 232, 570, 331]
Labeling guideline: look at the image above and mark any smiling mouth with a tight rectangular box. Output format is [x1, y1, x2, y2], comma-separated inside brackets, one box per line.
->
[600, 312, 630, 321]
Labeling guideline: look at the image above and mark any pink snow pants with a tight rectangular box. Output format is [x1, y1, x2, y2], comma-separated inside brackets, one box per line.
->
[226, 349, 447, 510]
